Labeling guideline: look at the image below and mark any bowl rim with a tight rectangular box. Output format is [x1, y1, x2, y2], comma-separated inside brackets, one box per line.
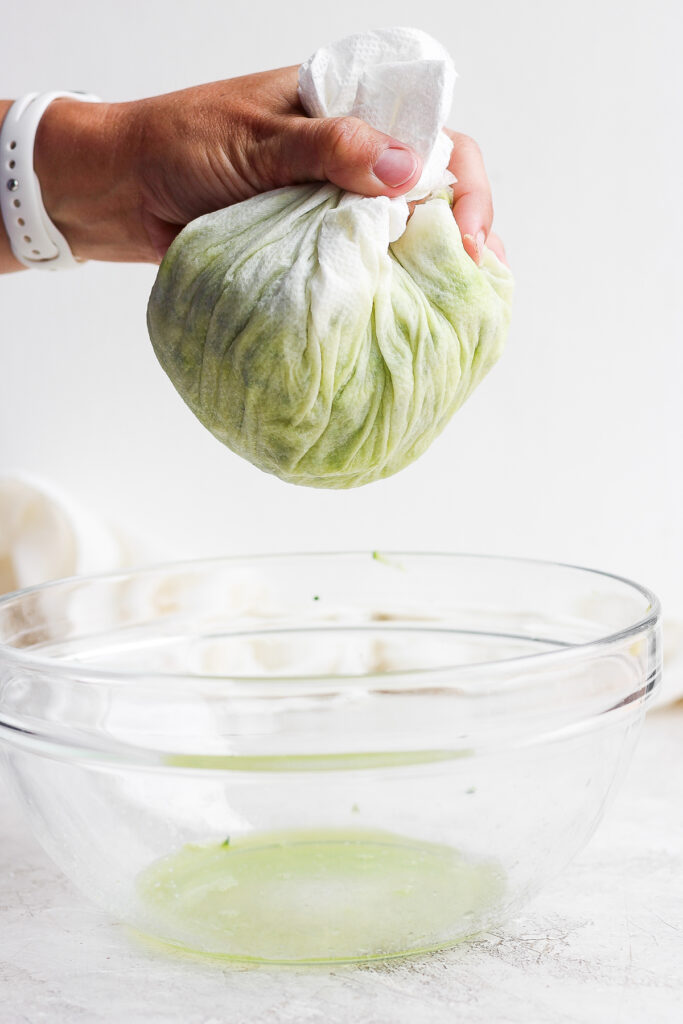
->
[0, 551, 661, 687]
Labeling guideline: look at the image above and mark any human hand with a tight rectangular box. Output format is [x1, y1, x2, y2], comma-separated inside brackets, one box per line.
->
[1, 67, 506, 270]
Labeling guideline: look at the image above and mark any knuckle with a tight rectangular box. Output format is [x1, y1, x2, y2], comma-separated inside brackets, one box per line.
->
[471, 188, 493, 220]
[477, 194, 495, 230]
[451, 132, 483, 161]
[319, 116, 375, 167]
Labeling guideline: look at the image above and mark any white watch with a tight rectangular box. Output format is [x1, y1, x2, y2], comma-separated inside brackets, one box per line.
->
[0, 91, 101, 270]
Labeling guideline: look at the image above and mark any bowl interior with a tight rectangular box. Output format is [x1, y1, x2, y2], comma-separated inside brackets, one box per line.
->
[0, 554, 661, 962]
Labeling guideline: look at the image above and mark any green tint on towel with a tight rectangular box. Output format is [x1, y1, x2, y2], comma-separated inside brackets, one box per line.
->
[147, 185, 513, 488]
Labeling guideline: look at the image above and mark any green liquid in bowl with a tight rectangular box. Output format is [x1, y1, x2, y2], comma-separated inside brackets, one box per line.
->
[137, 828, 505, 963]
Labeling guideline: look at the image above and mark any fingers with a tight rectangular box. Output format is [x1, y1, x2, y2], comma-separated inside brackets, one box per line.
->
[282, 115, 422, 198]
[485, 231, 508, 266]
[445, 130, 494, 264]
[272, 115, 507, 264]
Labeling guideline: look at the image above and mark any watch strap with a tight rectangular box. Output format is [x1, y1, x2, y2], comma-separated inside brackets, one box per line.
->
[1, 91, 101, 270]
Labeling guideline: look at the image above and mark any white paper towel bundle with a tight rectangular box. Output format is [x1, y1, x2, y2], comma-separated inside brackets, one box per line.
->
[298, 26, 457, 226]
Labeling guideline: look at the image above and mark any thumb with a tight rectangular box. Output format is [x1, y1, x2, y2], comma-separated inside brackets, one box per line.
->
[284, 115, 422, 197]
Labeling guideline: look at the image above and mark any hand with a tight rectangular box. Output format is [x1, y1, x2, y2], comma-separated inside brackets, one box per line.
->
[1, 67, 506, 270]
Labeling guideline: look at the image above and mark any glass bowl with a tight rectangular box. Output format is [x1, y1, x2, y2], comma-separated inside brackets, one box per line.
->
[0, 553, 661, 963]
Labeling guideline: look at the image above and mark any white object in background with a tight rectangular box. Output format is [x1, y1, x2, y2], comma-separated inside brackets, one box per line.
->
[298, 27, 457, 244]
[0, 91, 100, 270]
[0, 475, 127, 593]
[661, 616, 683, 705]
[1, 473, 681, 707]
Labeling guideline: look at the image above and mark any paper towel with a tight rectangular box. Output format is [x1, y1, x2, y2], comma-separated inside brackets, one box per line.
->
[298, 27, 457, 242]
[290, 29, 461, 395]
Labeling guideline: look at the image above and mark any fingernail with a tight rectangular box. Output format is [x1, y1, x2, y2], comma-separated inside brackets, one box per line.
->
[373, 148, 419, 188]
[463, 231, 487, 265]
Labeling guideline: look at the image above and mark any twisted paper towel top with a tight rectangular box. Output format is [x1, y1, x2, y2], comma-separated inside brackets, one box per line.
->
[298, 27, 457, 205]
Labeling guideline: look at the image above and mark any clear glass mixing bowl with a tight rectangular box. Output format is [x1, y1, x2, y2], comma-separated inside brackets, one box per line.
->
[0, 554, 661, 963]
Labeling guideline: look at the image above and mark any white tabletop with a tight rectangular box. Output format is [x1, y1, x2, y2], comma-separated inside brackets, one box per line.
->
[2, 706, 682, 1024]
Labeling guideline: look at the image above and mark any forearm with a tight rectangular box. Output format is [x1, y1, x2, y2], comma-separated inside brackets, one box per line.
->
[0, 97, 151, 274]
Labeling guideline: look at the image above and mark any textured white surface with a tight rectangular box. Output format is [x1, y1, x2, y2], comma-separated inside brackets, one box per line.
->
[2, 707, 682, 1024]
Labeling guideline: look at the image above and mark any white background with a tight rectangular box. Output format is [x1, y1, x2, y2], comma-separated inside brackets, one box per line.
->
[1, 0, 681, 611]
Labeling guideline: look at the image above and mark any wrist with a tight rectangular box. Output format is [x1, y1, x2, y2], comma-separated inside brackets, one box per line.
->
[0, 100, 25, 271]
[33, 98, 153, 264]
